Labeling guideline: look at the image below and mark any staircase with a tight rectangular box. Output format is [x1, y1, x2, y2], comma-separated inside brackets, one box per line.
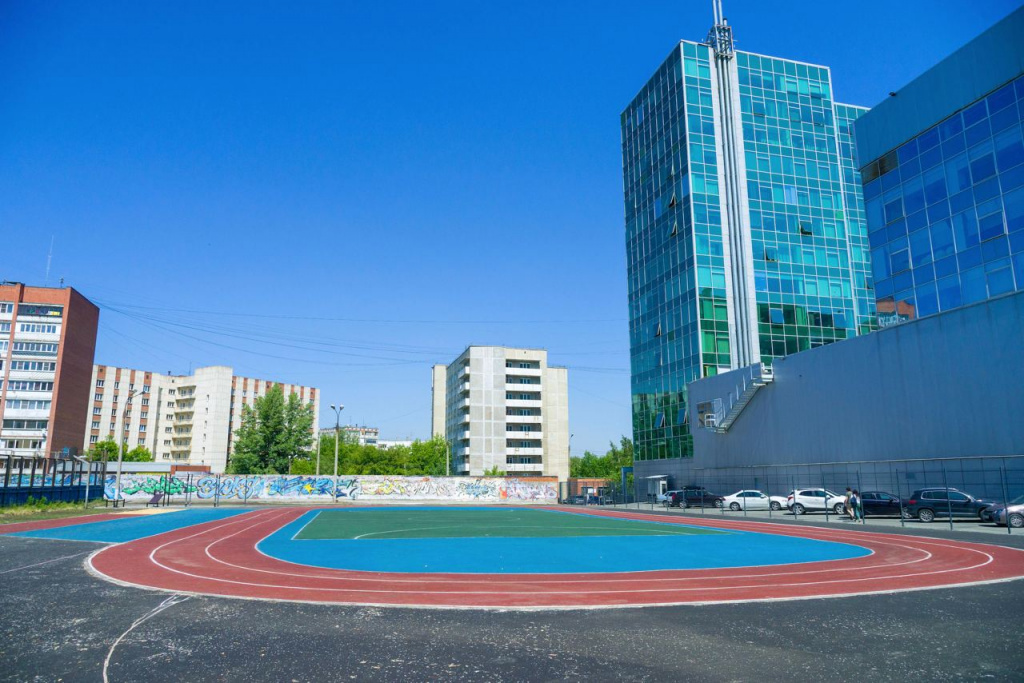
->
[706, 363, 773, 433]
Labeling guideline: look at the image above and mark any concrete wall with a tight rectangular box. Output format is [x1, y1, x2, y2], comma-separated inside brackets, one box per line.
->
[689, 291, 1024, 466]
[105, 474, 559, 503]
[634, 291, 1024, 495]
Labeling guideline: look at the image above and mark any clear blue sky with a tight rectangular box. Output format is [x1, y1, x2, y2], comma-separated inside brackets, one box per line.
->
[1, 1, 1019, 456]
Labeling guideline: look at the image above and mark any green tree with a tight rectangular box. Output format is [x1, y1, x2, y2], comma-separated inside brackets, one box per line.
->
[483, 465, 506, 476]
[229, 386, 314, 474]
[123, 444, 153, 462]
[86, 439, 120, 462]
[569, 436, 633, 479]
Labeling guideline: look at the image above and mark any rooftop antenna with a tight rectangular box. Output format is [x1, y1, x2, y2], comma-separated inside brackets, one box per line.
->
[45, 236, 54, 286]
[705, 0, 735, 59]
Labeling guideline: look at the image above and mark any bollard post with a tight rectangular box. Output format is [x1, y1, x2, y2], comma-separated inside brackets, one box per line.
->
[894, 466, 906, 528]
[941, 461, 953, 531]
[822, 467, 830, 524]
[857, 468, 865, 525]
[1000, 464, 1011, 536]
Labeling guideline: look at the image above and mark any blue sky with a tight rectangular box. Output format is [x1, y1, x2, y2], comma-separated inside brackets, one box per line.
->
[1, 0, 1019, 456]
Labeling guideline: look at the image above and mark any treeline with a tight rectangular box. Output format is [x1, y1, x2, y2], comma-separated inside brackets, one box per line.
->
[291, 434, 449, 476]
[569, 436, 633, 479]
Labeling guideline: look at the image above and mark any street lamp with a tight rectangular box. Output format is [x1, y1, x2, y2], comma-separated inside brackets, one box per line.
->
[330, 403, 344, 502]
[115, 388, 147, 506]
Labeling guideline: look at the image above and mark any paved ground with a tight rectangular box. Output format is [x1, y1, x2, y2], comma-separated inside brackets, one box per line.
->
[2, 521, 1024, 681]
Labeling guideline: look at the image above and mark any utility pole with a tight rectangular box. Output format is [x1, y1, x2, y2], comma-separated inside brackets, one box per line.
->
[115, 388, 147, 506]
[330, 404, 344, 502]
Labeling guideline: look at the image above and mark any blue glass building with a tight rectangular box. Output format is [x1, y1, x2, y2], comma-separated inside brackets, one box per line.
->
[621, 15, 875, 463]
[855, 6, 1024, 327]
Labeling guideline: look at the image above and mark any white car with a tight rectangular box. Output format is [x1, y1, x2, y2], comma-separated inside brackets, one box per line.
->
[786, 488, 847, 515]
[722, 490, 787, 511]
[658, 490, 683, 505]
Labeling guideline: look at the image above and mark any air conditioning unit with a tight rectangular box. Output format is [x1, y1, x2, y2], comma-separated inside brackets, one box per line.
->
[704, 415, 718, 428]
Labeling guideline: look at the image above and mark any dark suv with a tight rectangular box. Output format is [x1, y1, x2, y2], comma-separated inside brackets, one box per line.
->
[669, 486, 725, 509]
[904, 488, 996, 523]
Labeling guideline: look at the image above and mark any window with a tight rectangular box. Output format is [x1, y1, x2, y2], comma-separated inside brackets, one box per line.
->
[12, 342, 58, 355]
[0, 303, 12, 314]
[94, 393, 102, 400]
[142, 384, 150, 392]
[948, 492, 969, 502]
[4, 399, 51, 410]
[10, 361, 57, 372]
[92, 421, 99, 429]
[7, 381, 53, 392]
[129, 383, 134, 390]
[165, 427, 172, 433]
[96, 379, 105, 388]
[141, 398, 149, 406]
[114, 381, 120, 389]
[17, 323, 57, 334]
[93, 407, 101, 415]
[139, 424, 147, 432]
[90, 435, 98, 444]
[923, 490, 947, 500]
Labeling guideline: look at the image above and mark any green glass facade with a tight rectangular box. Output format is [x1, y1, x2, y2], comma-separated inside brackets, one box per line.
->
[621, 41, 876, 462]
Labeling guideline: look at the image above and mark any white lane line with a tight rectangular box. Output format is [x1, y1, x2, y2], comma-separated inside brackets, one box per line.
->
[102, 594, 190, 683]
[288, 509, 323, 541]
[153, 518, 994, 597]
[0, 550, 91, 574]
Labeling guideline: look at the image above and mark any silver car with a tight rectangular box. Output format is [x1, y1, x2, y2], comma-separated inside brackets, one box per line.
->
[988, 494, 1024, 528]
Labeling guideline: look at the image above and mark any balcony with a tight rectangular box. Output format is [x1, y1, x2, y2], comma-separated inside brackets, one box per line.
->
[505, 413, 542, 424]
[505, 366, 542, 377]
[506, 398, 541, 409]
[504, 462, 543, 473]
[506, 429, 543, 439]
[505, 382, 541, 392]
[506, 447, 543, 457]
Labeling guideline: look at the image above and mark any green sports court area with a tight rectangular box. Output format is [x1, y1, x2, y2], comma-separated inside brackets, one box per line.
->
[293, 507, 724, 540]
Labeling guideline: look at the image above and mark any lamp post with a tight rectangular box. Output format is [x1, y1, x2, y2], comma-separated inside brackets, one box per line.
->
[115, 388, 146, 506]
[330, 404, 344, 502]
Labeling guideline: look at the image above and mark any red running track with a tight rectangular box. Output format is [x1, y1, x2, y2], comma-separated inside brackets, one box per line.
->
[87, 507, 1024, 609]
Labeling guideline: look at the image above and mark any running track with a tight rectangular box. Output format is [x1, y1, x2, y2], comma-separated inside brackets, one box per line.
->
[83, 507, 1024, 609]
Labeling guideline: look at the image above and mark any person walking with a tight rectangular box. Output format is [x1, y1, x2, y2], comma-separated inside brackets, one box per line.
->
[844, 487, 854, 521]
[852, 489, 863, 522]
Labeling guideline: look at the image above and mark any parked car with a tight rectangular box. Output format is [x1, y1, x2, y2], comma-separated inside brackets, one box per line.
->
[669, 486, 726, 509]
[981, 494, 1024, 528]
[721, 490, 786, 511]
[786, 488, 846, 515]
[569, 495, 585, 505]
[658, 490, 683, 505]
[855, 491, 904, 517]
[903, 488, 997, 523]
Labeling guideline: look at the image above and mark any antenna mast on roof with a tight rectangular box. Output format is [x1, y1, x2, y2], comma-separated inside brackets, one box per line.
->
[705, 0, 735, 59]
[45, 236, 54, 287]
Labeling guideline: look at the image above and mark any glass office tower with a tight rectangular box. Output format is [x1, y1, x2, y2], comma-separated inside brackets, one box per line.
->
[621, 19, 875, 462]
[855, 7, 1024, 326]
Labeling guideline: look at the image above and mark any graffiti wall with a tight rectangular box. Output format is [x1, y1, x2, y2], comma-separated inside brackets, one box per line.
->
[103, 474, 559, 503]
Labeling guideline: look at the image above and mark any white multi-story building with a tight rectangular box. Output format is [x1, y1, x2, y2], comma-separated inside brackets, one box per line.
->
[86, 364, 319, 473]
[431, 346, 569, 479]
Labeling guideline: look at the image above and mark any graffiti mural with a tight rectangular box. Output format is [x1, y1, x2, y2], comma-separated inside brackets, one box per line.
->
[104, 474, 558, 503]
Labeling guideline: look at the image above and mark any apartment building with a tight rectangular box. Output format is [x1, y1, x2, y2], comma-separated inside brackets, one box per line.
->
[0, 283, 99, 458]
[431, 346, 569, 479]
[87, 364, 319, 473]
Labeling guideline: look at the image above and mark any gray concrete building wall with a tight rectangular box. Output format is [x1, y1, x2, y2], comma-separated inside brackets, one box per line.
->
[633, 291, 1024, 493]
[431, 346, 569, 479]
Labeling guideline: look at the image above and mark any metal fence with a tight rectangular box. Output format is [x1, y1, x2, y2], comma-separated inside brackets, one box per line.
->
[588, 455, 1024, 534]
[0, 455, 108, 507]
